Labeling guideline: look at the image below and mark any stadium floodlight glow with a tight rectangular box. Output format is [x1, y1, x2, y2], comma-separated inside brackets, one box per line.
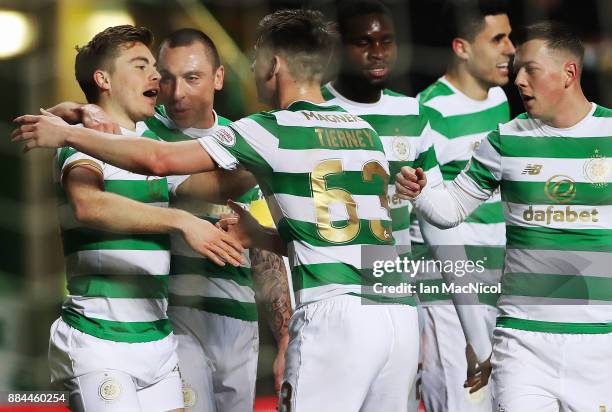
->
[86, 10, 135, 40]
[0, 11, 35, 59]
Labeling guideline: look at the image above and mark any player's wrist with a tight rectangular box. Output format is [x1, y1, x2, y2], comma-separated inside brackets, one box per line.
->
[172, 209, 197, 236]
[410, 182, 430, 204]
[64, 124, 83, 148]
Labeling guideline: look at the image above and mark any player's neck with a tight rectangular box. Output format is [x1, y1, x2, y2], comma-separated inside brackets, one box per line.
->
[541, 91, 591, 129]
[445, 67, 490, 101]
[333, 75, 382, 104]
[98, 97, 137, 131]
[278, 80, 325, 109]
[183, 110, 216, 130]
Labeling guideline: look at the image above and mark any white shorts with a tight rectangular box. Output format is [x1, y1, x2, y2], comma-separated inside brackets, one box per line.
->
[420, 305, 497, 412]
[168, 306, 259, 412]
[280, 294, 419, 412]
[492, 327, 612, 412]
[48, 318, 183, 412]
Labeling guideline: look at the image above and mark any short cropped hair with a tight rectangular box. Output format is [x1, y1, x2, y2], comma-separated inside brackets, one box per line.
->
[255, 9, 338, 82]
[336, 0, 392, 38]
[159, 28, 221, 70]
[518, 21, 584, 67]
[442, 0, 510, 42]
[75, 25, 153, 103]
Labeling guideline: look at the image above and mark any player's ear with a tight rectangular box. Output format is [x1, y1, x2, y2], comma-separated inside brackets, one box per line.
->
[213, 65, 225, 91]
[563, 60, 579, 88]
[93, 70, 111, 92]
[452, 37, 470, 61]
[270, 55, 281, 79]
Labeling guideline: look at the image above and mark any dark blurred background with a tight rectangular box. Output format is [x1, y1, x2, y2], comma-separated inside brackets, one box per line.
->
[0, 0, 610, 396]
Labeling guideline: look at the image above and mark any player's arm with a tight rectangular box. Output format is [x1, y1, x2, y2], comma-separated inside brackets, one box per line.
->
[397, 130, 502, 227]
[175, 167, 257, 204]
[250, 247, 291, 393]
[63, 163, 245, 267]
[13, 111, 218, 176]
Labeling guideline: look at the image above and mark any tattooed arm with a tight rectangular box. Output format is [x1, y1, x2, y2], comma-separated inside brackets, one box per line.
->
[250, 248, 292, 393]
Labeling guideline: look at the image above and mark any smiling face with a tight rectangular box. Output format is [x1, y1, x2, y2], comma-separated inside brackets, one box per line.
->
[513, 39, 570, 121]
[158, 42, 223, 129]
[463, 14, 515, 88]
[105, 42, 160, 121]
[340, 12, 397, 87]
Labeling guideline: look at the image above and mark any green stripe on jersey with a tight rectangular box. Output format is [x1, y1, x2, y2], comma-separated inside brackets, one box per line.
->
[431, 102, 509, 139]
[498, 135, 612, 158]
[465, 202, 505, 224]
[168, 294, 258, 321]
[68, 275, 168, 298]
[104, 179, 169, 203]
[359, 114, 426, 137]
[171, 256, 253, 287]
[501, 180, 612, 205]
[269, 170, 387, 198]
[506, 226, 612, 251]
[62, 229, 170, 255]
[62, 307, 172, 343]
[502, 272, 612, 301]
[277, 217, 392, 247]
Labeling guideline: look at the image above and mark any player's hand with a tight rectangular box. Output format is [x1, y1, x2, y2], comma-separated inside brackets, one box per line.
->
[217, 199, 263, 249]
[464, 344, 492, 393]
[45, 101, 84, 123]
[182, 216, 246, 267]
[395, 166, 427, 199]
[81, 104, 120, 134]
[12, 109, 71, 151]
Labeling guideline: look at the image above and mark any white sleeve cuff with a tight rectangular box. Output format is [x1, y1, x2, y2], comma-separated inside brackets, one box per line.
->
[197, 136, 239, 171]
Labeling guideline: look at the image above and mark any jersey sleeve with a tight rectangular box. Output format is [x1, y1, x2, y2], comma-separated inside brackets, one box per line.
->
[197, 117, 273, 175]
[56, 146, 104, 185]
[456, 129, 502, 198]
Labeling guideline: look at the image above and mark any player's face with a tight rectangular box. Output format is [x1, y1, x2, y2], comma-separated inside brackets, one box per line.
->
[341, 13, 397, 87]
[108, 42, 160, 121]
[252, 46, 277, 107]
[158, 43, 223, 129]
[514, 39, 567, 121]
[464, 14, 515, 88]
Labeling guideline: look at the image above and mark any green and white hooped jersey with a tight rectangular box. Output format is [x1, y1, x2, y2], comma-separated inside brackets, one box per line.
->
[460, 103, 612, 333]
[145, 106, 260, 322]
[414, 77, 509, 305]
[198, 100, 414, 306]
[322, 83, 443, 257]
[55, 123, 180, 343]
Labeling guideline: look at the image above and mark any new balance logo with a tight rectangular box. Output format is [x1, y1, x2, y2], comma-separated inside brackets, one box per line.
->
[522, 164, 543, 175]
